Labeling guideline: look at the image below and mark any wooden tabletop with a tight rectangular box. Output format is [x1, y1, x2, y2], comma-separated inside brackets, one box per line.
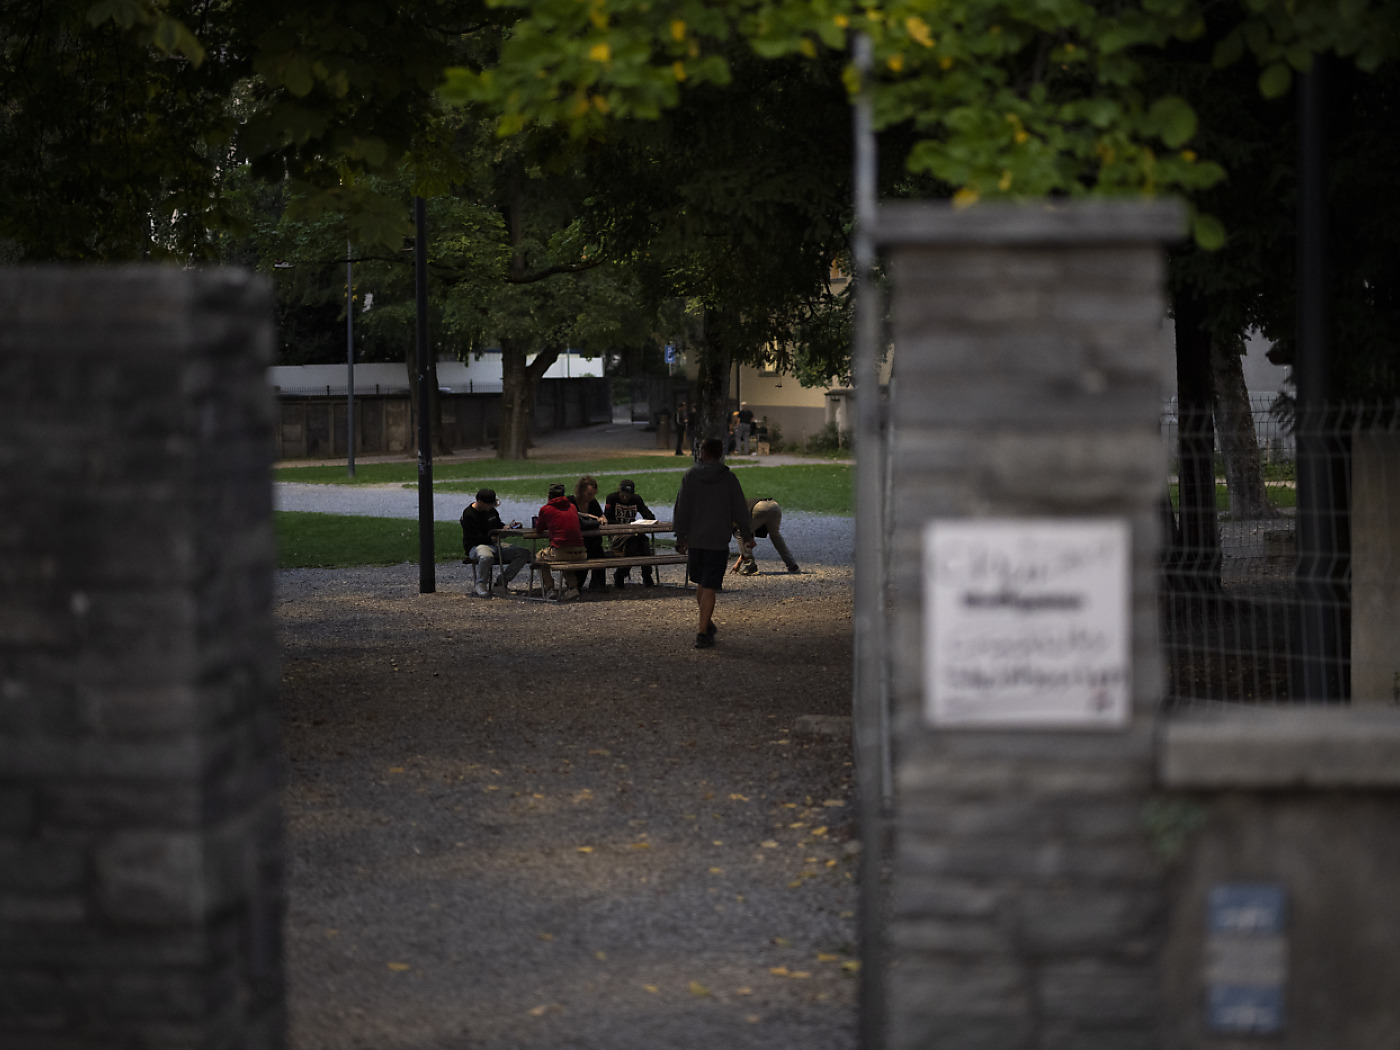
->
[491, 521, 674, 540]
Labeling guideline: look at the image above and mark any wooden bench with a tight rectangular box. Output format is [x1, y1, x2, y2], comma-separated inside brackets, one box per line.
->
[528, 552, 688, 598]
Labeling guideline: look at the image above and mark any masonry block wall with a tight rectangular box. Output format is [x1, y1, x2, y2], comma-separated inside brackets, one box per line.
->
[0, 269, 284, 1049]
[876, 202, 1184, 1049]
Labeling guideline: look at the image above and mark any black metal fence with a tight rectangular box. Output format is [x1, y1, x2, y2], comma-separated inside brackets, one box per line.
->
[1161, 399, 1400, 708]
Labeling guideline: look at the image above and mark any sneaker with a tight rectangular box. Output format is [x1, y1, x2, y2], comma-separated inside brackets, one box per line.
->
[739, 563, 759, 576]
[694, 632, 715, 649]
[787, 564, 801, 574]
[705, 622, 718, 638]
[495, 579, 515, 595]
[559, 587, 580, 602]
[474, 583, 491, 598]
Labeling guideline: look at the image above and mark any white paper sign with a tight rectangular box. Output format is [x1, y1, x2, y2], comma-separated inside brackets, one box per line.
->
[923, 518, 1131, 728]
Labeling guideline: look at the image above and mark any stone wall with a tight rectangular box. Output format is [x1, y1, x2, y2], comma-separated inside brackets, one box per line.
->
[0, 268, 284, 1049]
[876, 201, 1183, 1049]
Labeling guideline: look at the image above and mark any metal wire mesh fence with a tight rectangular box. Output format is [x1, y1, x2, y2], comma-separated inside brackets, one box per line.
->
[1161, 399, 1400, 709]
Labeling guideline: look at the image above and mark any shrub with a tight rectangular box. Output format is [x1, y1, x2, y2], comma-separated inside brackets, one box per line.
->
[805, 421, 853, 454]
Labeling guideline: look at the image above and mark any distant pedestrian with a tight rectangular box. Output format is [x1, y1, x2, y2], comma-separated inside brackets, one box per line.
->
[460, 488, 529, 598]
[673, 437, 753, 649]
[731, 497, 800, 575]
[674, 401, 690, 456]
[735, 402, 755, 454]
[537, 483, 585, 601]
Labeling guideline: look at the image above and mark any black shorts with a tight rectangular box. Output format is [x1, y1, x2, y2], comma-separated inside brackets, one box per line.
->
[686, 547, 728, 590]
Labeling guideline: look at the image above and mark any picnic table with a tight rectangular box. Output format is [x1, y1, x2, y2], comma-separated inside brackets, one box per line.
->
[490, 520, 688, 600]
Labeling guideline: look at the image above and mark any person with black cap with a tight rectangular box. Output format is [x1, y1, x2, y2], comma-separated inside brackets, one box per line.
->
[536, 482, 586, 601]
[604, 478, 657, 588]
[459, 488, 529, 598]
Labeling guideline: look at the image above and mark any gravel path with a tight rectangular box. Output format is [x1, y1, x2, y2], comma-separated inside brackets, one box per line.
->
[277, 430, 860, 1050]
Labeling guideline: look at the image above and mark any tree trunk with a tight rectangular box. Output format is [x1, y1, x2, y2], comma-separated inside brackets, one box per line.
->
[1167, 289, 1222, 593]
[692, 305, 735, 450]
[1211, 339, 1276, 521]
[497, 337, 564, 460]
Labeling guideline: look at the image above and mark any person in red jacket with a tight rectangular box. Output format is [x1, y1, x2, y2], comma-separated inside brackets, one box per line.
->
[536, 483, 586, 601]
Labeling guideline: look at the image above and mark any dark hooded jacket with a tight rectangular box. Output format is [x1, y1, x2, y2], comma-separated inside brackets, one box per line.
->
[673, 460, 752, 551]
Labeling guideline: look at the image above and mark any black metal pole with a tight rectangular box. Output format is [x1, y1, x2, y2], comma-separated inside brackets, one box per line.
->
[1296, 63, 1334, 700]
[414, 196, 435, 594]
[346, 241, 356, 479]
[851, 33, 889, 1050]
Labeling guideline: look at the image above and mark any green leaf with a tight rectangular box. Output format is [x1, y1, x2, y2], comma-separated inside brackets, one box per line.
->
[1258, 63, 1292, 99]
[1148, 96, 1196, 148]
[1192, 212, 1226, 251]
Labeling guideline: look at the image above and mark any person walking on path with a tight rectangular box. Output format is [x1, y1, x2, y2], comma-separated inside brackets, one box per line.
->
[731, 496, 801, 575]
[673, 437, 753, 649]
[459, 488, 529, 597]
[537, 483, 586, 601]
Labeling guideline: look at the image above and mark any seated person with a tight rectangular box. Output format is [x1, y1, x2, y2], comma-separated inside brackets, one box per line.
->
[604, 478, 656, 588]
[569, 475, 609, 593]
[459, 488, 529, 597]
[536, 483, 586, 601]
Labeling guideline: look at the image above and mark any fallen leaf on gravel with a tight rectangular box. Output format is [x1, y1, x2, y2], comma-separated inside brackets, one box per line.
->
[842, 961, 861, 973]
[789, 822, 806, 829]
[712, 840, 724, 846]
[788, 880, 805, 888]
[537, 933, 554, 941]
[746, 1014, 761, 1024]
[595, 951, 607, 961]
[577, 846, 594, 853]
[325, 929, 338, 937]
[387, 962, 410, 971]
[709, 867, 724, 875]
[771, 937, 791, 947]
[817, 953, 839, 962]
[823, 800, 845, 807]
[811, 827, 829, 837]
[729, 793, 749, 801]
[735, 987, 753, 996]
[790, 971, 812, 979]
[760, 840, 778, 849]
[389, 767, 404, 773]
[528, 1004, 552, 1017]
[769, 966, 790, 976]
[644, 984, 659, 994]
[630, 841, 651, 850]
[689, 981, 711, 997]
[589, 749, 610, 756]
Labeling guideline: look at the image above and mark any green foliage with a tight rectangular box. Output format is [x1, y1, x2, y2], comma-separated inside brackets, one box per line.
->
[804, 421, 854, 454]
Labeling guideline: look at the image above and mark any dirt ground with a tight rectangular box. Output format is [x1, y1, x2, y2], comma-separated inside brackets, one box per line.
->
[276, 556, 859, 1050]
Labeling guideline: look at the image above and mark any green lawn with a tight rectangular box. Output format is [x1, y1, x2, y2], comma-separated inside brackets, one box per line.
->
[276, 512, 463, 569]
[275, 461, 852, 568]
[1167, 482, 1297, 512]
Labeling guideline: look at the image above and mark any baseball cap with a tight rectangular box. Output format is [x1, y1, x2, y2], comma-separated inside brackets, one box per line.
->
[619, 479, 636, 494]
[548, 483, 566, 499]
[475, 488, 498, 505]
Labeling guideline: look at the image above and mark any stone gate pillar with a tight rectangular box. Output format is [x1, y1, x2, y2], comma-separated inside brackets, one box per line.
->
[876, 201, 1183, 1048]
[0, 268, 283, 1048]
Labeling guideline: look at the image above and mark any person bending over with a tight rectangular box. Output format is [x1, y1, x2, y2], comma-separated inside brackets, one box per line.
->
[730, 497, 801, 576]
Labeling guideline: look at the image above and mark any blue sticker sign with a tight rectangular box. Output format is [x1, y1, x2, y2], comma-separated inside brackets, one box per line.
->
[1205, 884, 1288, 1035]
